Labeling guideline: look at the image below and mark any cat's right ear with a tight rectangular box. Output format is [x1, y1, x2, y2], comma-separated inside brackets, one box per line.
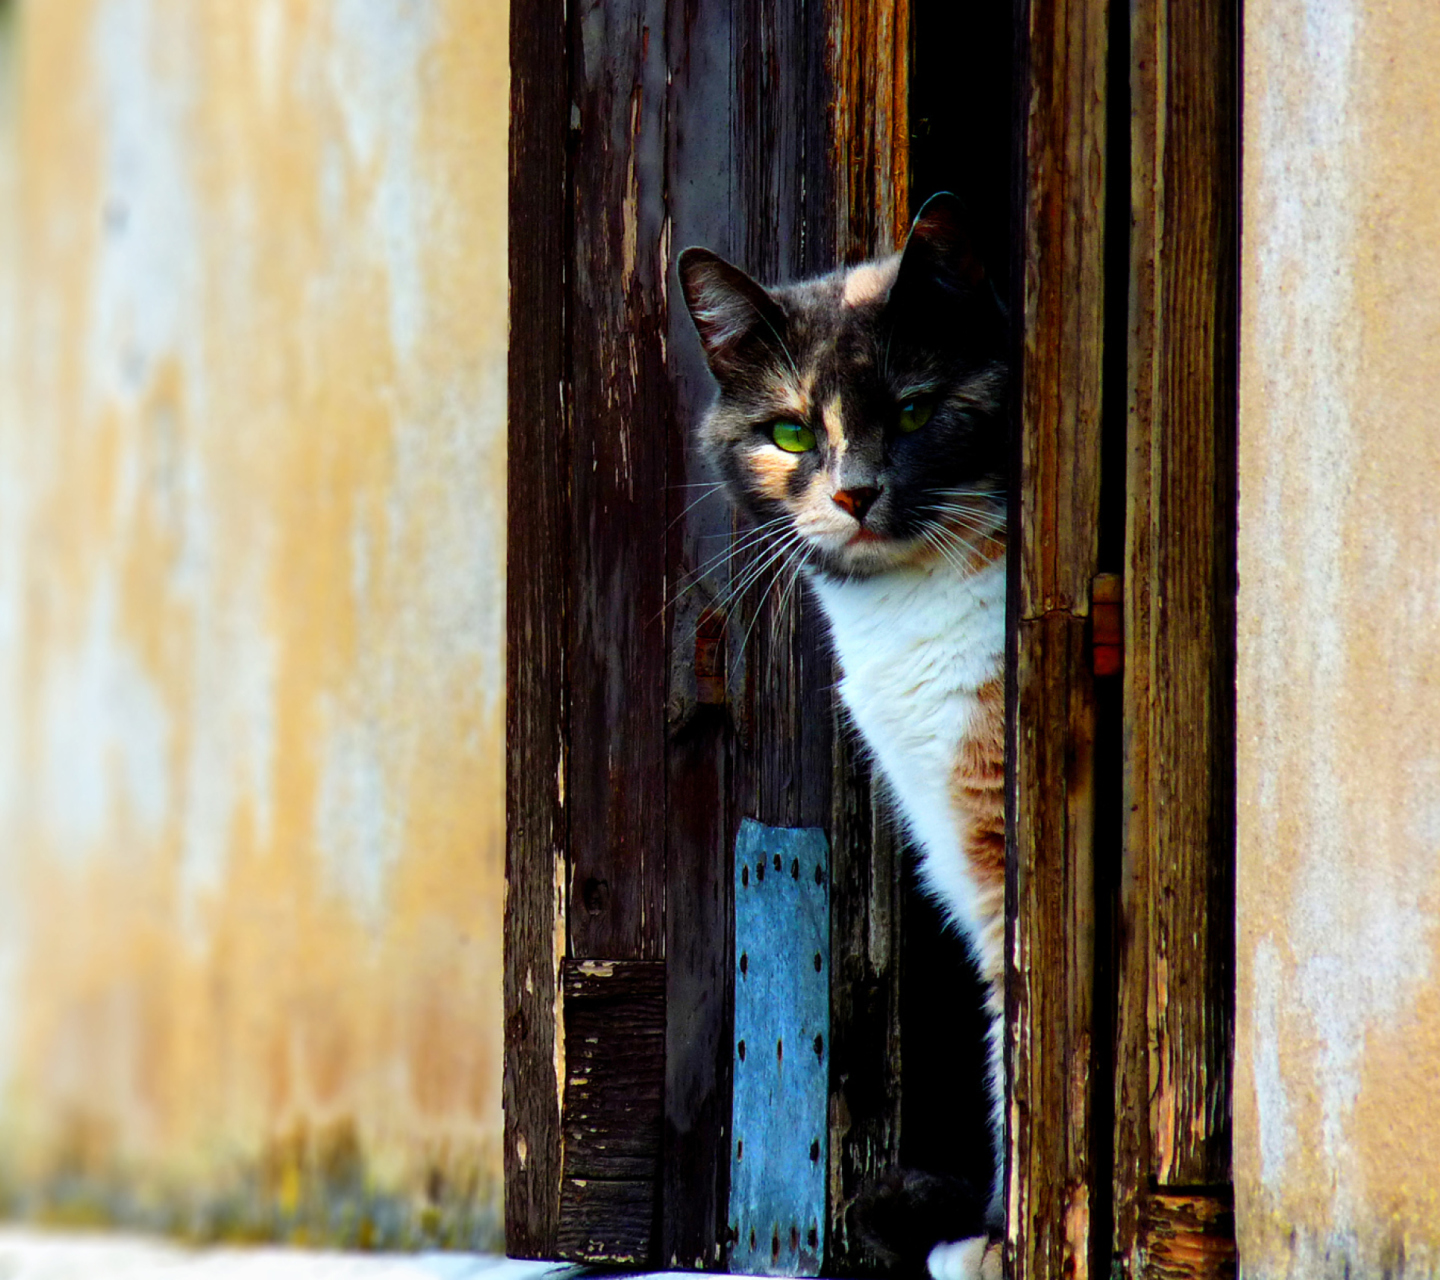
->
[892, 192, 988, 308]
[678, 248, 785, 380]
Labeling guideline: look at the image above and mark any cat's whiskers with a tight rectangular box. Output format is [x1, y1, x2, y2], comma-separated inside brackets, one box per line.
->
[737, 535, 812, 675]
[711, 527, 806, 619]
[773, 538, 811, 629]
[923, 499, 1006, 541]
[667, 481, 730, 531]
[919, 526, 971, 579]
[720, 537, 806, 676]
[927, 522, 1002, 578]
[660, 517, 794, 623]
[679, 515, 791, 587]
[930, 513, 1004, 547]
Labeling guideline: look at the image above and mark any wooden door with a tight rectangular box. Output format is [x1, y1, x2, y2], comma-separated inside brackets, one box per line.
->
[1009, 0, 1239, 1275]
[505, 0, 1239, 1272]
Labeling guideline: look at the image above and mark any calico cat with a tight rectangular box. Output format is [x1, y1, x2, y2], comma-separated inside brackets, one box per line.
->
[679, 194, 1007, 1280]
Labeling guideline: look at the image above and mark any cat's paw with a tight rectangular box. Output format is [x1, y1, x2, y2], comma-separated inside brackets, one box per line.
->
[850, 1169, 987, 1273]
[926, 1237, 1001, 1280]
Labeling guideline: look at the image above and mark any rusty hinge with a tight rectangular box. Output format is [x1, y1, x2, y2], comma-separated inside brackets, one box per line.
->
[1092, 573, 1123, 678]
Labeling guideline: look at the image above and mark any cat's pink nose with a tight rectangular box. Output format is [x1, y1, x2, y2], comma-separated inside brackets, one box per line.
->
[833, 486, 881, 523]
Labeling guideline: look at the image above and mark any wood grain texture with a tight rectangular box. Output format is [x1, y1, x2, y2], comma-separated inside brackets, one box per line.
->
[1009, 0, 1108, 1276]
[1015, 0, 1109, 625]
[556, 961, 666, 1262]
[1116, 0, 1237, 1267]
[1136, 1192, 1237, 1280]
[830, 0, 911, 262]
[1009, 614, 1099, 1280]
[566, 0, 671, 963]
[556, 1177, 662, 1264]
[663, 0, 860, 1263]
[504, 0, 570, 1257]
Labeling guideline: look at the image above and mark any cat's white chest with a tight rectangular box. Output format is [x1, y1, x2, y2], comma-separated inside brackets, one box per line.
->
[809, 557, 1007, 938]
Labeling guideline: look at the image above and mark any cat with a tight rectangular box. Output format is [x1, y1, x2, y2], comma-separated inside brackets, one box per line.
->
[679, 193, 1007, 1280]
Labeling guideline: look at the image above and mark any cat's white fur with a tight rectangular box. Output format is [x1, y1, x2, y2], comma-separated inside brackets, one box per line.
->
[809, 555, 1005, 946]
[809, 552, 1008, 1273]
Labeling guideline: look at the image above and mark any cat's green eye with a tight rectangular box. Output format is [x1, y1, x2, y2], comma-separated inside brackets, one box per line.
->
[898, 399, 933, 433]
[771, 421, 817, 453]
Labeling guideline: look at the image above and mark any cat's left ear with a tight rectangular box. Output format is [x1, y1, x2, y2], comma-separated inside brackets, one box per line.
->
[678, 248, 787, 380]
[891, 192, 988, 307]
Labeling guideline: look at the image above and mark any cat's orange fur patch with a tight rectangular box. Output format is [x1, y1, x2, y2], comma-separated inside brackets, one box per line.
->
[896, 508, 1006, 576]
[778, 376, 812, 418]
[842, 259, 898, 307]
[952, 677, 1006, 994]
[751, 446, 799, 499]
[821, 395, 846, 454]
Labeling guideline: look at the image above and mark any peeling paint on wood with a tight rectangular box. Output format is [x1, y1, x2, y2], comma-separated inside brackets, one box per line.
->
[728, 821, 829, 1278]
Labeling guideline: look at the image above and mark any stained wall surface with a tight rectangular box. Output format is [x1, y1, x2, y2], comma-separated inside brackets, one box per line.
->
[0, 1, 508, 1247]
[1238, 0, 1440, 1274]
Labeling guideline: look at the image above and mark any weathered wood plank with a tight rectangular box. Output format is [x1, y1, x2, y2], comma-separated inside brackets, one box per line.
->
[830, 0, 911, 263]
[556, 1177, 661, 1264]
[1116, 0, 1236, 1267]
[557, 960, 666, 1262]
[660, 2, 740, 1267]
[1136, 1192, 1237, 1280]
[1009, 613, 1099, 1279]
[1009, 0, 1109, 1276]
[504, 0, 570, 1257]
[560, 961, 666, 1173]
[1015, 0, 1109, 624]
[566, 0, 671, 963]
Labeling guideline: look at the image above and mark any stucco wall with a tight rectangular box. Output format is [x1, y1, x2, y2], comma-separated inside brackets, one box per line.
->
[1237, 0, 1440, 1274]
[0, 0, 508, 1247]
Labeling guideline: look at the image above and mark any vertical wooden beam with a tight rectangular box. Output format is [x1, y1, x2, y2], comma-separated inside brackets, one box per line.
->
[1009, 0, 1108, 1279]
[504, 0, 569, 1257]
[552, 0, 674, 1262]
[660, 3, 741, 1268]
[507, 0, 925, 1263]
[565, 0, 671, 966]
[830, 0, 912, 262]
[1116, 0, 1237, 1271]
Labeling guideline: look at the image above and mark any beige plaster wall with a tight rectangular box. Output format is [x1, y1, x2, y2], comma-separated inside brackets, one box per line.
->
[1238, 0, 1440, 1274]
[0, 0, 509, 1248]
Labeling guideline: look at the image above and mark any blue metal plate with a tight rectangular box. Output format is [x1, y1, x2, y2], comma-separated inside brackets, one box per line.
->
[727, 818, 830, 1276]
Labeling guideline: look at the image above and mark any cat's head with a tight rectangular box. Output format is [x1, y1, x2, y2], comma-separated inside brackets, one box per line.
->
[678, 193, 1007, 581]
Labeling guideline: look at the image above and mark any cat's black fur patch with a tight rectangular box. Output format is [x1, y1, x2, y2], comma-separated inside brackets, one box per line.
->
[850, 1169, 991, 1277]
